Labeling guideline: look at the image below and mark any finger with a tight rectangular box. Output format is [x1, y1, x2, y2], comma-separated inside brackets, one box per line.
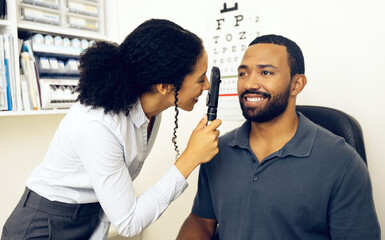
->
[214, 130, 220, 138]
[209, 130, 220, 139]
[193, 114, 208, 132]
[206, 119, 222, 131]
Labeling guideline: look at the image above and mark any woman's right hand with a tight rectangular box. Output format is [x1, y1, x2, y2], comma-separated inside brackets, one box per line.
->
[174, 115, 222, 178]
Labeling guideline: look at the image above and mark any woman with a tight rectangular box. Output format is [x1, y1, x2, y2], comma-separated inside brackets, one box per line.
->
[1, 19, 221, 239]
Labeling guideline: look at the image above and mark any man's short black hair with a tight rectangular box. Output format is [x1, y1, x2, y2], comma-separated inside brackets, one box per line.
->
[249, 34, 305, 78]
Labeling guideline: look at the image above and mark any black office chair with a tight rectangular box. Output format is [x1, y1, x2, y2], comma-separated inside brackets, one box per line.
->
[296, 105, 367, 164]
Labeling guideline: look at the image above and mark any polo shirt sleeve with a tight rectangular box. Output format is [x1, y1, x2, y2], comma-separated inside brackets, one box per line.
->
[192, 163, 216, 219]
[328, 152, 381, 239]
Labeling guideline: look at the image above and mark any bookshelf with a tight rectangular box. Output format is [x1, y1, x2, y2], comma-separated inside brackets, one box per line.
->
[0, 0, 113, 117]
[0, 109, 67, 116]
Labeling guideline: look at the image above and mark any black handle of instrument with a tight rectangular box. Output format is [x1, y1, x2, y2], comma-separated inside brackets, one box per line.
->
[206, 66, 221, 122]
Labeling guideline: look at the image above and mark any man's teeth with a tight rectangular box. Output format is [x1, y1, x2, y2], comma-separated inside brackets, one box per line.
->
[246, 97, 264, 102]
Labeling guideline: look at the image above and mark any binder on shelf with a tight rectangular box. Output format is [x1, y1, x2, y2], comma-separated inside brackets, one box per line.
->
[27, 41, 42, 110]
[0, 0, 6, 20]
[1, 34, 23, 111]
[20, 40, 42, 110]
[20, 52, 38, 110]
[20, 75, 32, 110]
[0, 35, 7, 110]
[8, 34, 23, 111]
[3, 35, 13, 111]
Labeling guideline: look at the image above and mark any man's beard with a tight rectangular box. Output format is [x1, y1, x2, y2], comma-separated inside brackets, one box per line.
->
[239, 83, 291, 123]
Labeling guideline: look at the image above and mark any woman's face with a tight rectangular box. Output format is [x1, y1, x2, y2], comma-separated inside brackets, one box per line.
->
[176, 51, 210, 111]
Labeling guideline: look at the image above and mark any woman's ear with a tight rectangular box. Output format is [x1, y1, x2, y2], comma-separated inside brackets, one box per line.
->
[156, 84, 174, 96]
[291, 74, 307, 96]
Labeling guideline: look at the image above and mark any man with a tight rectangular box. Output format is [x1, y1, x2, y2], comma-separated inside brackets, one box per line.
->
[176, 34, 381, 239]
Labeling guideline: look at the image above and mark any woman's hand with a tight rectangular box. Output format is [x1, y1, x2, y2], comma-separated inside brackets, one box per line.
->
[174, 115, 222, 178]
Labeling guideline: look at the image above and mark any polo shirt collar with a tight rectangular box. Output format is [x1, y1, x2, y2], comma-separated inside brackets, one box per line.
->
[129, 100, 150, 128]
[229, 112, 317, 158]
[229, 120, 251, 149]
[280, 112, 317, 158]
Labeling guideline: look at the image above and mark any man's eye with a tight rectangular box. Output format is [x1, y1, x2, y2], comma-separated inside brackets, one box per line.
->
[262, 71, 272, 75]
[238, 72, 246, 77]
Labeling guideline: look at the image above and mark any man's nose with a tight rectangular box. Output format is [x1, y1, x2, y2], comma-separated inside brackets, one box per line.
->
[243, 73, 262, 90]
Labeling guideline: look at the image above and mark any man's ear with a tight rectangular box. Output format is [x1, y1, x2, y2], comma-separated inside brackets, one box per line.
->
[156, 84, 174, 96]
[291, 74, 307, 96]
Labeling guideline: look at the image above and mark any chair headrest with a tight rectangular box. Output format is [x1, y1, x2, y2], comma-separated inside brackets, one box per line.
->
[296, 105, 367, 164]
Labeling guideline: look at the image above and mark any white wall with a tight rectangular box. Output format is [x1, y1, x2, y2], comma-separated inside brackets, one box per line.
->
[0, 0, 384, 239]
[0, 115, 64, 227]
[116, 0, 385, 239]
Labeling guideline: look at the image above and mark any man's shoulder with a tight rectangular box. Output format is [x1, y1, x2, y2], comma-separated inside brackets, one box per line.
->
[219, 127, 238, 141]
[308, 120, 362, 164]
[218, 122, 248, 146]
[299, 113, 350, 150]
[312, 121, 350, 149]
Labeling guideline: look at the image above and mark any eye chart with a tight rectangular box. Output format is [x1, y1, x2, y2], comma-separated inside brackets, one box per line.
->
[206, 1, 261, 120]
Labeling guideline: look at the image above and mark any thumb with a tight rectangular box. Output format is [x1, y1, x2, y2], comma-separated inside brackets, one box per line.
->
[194, 114, 208, 132]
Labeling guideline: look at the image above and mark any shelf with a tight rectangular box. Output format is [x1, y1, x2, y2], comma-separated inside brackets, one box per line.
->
[0, 20, 12, 27]
[17, 0, 105, 39]
[32, 43, 84, 57]
[0, 109, 68, 116]
[18, 22, 106, 40]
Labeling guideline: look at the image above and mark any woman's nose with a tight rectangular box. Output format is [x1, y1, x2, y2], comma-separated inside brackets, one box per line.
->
[203, 77, 210, 90]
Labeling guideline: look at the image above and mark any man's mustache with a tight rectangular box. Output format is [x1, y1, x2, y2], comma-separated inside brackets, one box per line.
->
[240, 90, 271, 99]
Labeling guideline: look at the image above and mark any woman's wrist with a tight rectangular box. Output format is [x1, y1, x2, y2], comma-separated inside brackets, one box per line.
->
[174, 152, 199, 179]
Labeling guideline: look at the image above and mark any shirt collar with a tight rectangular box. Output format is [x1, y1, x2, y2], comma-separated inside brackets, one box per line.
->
[229, 112, 317, 158]
[279, 112, 317, 158]
[229, 121, 251, 149]
[129, 100, 150, 128]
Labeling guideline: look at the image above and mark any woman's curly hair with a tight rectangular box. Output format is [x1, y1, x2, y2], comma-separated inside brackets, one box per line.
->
[76, 18, 204, 158]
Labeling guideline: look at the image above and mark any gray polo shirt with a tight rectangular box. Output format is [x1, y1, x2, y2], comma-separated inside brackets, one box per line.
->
[192, 113, 380, 240]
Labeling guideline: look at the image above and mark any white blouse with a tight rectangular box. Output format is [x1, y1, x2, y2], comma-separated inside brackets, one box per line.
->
[26, 101, 188, 237]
